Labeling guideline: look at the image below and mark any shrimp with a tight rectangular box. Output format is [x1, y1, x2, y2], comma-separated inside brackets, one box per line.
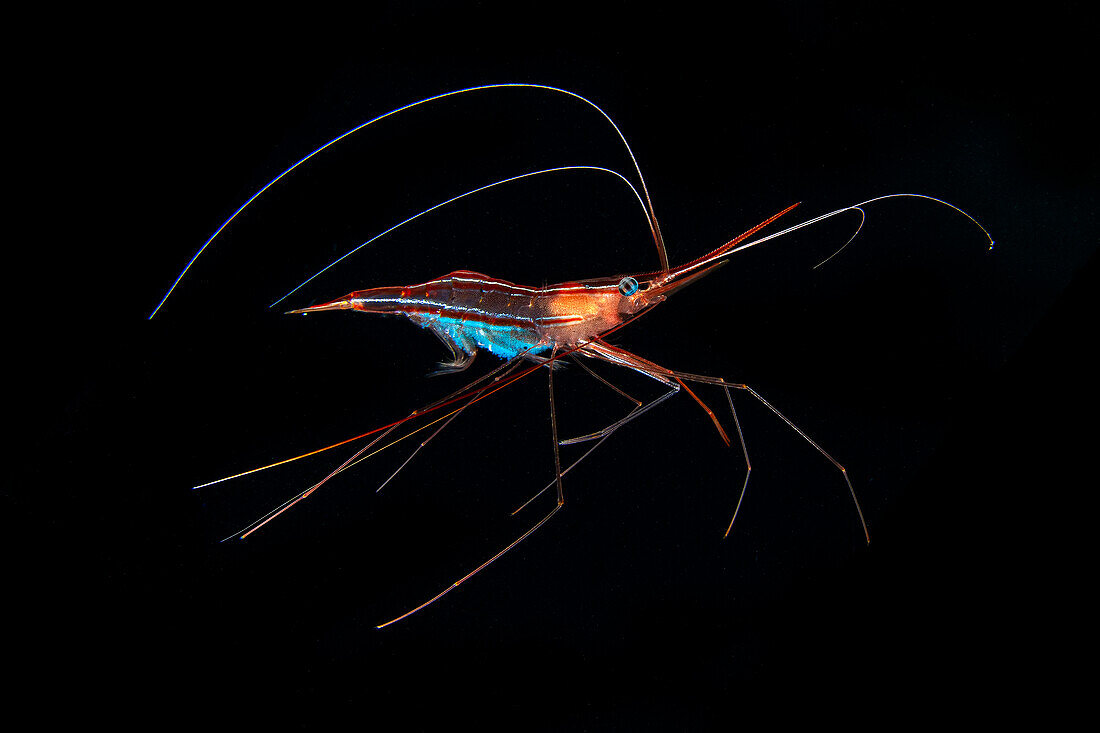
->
[154, 84, 992, 627]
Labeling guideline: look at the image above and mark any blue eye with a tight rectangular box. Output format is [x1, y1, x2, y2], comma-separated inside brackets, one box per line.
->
[618, 276, 639, 296]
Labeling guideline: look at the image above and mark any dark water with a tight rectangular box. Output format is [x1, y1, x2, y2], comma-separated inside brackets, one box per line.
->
[20, 2, 1094, 724]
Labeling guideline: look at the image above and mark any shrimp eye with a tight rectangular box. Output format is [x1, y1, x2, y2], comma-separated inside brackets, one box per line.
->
[618, 276, 639, 296]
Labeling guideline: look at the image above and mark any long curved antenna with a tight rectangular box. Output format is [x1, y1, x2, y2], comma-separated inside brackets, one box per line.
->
[812, 206, 865, 270]
[149, 83, 667, 319]
[723, 193, 994, 262]
[269, 165, 648, 309]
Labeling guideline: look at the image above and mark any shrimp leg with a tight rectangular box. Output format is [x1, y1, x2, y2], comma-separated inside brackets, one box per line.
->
[719, 386, 751, 538]
[574, 341, 866, 542]
[377, 347, 567, 628]
[220, 348, 542, 541]
[373, 355, 527, 493]
[516, 357, 753, 530]
[569, 355, 642, 407]
[558, 383, 679, 446]
[513, 345, 693, 514]
[512, 383, 679, 516]
[668, 369, 869, 543]
[514, 338, 729, 514]
[575, 341, 730, 446]
[197, 345, 532, 492]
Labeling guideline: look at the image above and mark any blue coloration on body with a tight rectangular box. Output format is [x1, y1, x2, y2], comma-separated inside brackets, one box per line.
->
[416, 315, 549, 360]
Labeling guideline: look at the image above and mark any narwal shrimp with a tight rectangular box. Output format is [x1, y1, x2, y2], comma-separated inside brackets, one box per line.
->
[153, 84, 992, 627]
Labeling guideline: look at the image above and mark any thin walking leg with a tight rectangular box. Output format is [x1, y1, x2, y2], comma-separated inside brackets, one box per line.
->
[512, 352, 677, 515]
[223, 351, 536, 541]
[672, 370, 869, 544]
[570, 355, 642, 406]
[198, 345, 539, 492]
[583, 339, 730, 446]
[578, 339, 867, 543]
[547, 346, 565, 506]
[559, 345, 681, 445]
[558, 386, 679, 445]
[374, 356, 527, 493]
[720, 386, 751, 538]
[376, 347, 568, 628]
[511, 387, 677, 515]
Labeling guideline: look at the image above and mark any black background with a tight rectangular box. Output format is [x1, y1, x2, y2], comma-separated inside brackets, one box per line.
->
[17, 1, 1096, 724]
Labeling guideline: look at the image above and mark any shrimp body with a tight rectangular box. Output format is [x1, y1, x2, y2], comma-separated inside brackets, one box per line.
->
[287, 257, 730, 372]
[289, 270, 635, 368]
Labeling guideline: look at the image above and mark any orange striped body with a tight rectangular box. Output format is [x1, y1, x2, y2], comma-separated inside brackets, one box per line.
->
[289, 204, 800, 369]
[297, 270, 639, 361]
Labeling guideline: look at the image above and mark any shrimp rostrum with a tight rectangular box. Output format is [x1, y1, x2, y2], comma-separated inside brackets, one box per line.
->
[154, 84, 991, 627]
